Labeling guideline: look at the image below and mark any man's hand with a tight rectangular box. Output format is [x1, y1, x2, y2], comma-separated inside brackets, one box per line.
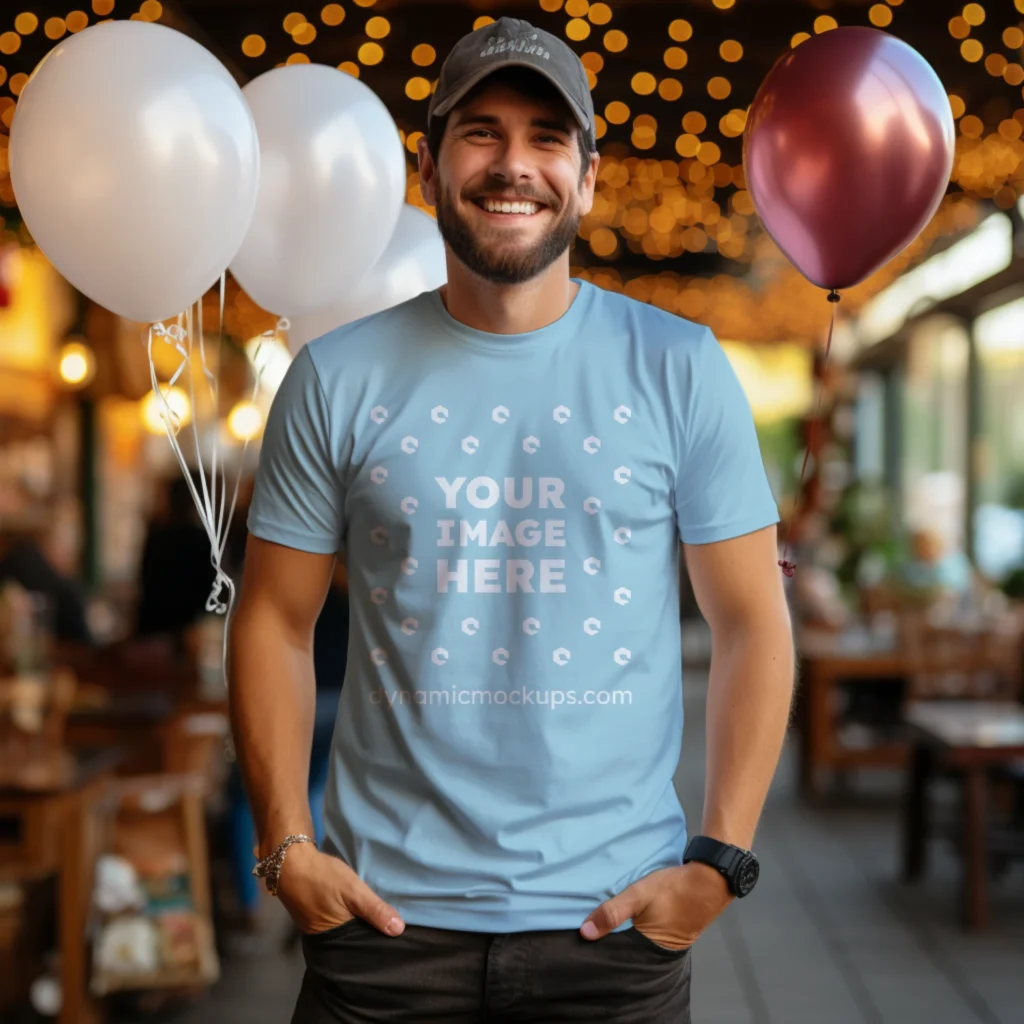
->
[276, 843, 406, 938]
[579, 863, 733, 950]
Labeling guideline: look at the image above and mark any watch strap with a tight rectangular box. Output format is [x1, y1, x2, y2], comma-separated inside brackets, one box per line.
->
[683, 835, 752, 895]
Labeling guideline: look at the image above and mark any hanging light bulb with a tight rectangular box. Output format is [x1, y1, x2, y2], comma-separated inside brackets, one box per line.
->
[141, 386, 192, 435]
[58, 338, 96, 388]
[227, 400, 264, 442]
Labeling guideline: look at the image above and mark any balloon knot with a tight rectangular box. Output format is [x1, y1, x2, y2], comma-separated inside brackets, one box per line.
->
[778, 559, 796, 578]
[206, 569, 233, 615]
[827, 290, 841, 303]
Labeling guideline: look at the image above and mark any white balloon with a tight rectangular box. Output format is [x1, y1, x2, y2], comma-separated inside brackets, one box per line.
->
[9, 21, 259, 324]
[287, 206, 447, 353]
[230, 65, 407, 318]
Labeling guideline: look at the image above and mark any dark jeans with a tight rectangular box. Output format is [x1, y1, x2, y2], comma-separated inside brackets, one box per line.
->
[293, 916, 692, 1023]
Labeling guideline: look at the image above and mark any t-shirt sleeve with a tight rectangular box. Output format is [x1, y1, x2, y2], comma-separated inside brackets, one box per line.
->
[247, 345, 344, 555]
[673, 328, 780, 546]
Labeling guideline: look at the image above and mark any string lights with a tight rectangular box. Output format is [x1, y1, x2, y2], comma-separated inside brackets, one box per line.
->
[0, 1, 1016, 345]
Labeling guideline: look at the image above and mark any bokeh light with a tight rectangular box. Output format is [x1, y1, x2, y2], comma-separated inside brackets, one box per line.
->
[322, 4, 345, 27]
[948, 16, 970, 39]
[412, 44, 436, 66]
[869, 4, 893, 27]
[59, 342, 96, 388]
[631, 72, 656, 95]
[359, 42, 384, 64]
[682, 111, 707, 134]
[242, 35, 266, 58]
[719, 40, 743, 62]
[567, 19, 590, 41]
[406, 77, 431, 100]
[669, 20, 692, 42]
[962, 3, 985, 27]
[141, 387, 192, 435]
[658, 78, 683, 101]
[961, 39, 984, 62]
[227, 401, 264, 442]
[664, 47, 687, 70]
[605, 101, 630, 124]
[604, 30, 627, 52]
[707, 76, 732, 100]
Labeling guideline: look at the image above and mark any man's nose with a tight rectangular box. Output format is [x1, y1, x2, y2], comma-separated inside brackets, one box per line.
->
[488, 136, 536, 185]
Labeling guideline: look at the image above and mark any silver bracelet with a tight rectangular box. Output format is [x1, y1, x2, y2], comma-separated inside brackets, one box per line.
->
[252, 834, 316, 896]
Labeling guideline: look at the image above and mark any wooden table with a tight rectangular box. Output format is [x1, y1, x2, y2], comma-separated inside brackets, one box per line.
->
[0, 746, 123, 1024]
[901, 701, 1024, 930]
[797, 629, 910, 801]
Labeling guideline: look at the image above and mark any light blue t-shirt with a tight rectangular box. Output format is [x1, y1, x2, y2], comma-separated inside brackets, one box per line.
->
[248, 279, 779, 932]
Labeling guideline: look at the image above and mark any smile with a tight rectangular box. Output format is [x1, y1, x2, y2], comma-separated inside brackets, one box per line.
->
[473, 197, 545, 216]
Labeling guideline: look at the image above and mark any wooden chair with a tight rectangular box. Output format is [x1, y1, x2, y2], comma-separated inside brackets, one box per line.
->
[901, 611, 1023, 702]
[901, 607, 1024, 892]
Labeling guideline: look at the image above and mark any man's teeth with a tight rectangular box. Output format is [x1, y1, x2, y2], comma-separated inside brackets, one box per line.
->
[482, 199, 540, 215]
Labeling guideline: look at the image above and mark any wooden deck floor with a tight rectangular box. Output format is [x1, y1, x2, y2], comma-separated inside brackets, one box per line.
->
[162, 662, 1024, 1024]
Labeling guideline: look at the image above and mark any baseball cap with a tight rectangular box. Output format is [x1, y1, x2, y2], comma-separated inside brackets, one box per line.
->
[428, 17, 597, 153]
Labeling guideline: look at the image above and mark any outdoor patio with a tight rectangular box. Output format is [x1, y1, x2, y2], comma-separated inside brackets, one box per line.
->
[160, 646, 1024, 1024]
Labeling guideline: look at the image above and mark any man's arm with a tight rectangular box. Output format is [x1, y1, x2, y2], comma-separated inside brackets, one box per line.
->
[580, 525, 793, 946]
[686, 525, 795, 851]
[229, 535, 406, 937]
[229, 536, 334, 857]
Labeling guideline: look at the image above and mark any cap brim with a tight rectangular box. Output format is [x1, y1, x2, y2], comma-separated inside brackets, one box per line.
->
[430, 59, 595, 149]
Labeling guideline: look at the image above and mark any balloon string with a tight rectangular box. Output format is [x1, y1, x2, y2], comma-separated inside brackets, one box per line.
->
[148, 302, 286, 689]
[777, 288, 840, 578]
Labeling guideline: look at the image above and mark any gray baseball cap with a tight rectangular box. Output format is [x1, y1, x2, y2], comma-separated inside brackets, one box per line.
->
[428, 17, 597, 153]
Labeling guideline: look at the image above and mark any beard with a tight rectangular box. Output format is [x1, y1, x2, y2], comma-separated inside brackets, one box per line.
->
[434, 176, 581, 285]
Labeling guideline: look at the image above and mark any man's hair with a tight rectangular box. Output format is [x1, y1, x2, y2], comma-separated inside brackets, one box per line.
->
[426, 66, 592, 183]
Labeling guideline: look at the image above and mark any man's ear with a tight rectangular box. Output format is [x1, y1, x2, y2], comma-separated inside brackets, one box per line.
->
[417, 136, 438, 208]
[579, 152, 601, 216]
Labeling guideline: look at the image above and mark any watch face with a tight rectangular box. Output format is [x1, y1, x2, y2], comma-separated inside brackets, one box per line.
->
[735, 854, 759, 897]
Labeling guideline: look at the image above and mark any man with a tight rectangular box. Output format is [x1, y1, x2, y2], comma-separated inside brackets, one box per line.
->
[230, 16, 794, 1023]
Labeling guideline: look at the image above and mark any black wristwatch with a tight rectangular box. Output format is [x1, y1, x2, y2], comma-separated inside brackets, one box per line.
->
[683, 835, 759, 898]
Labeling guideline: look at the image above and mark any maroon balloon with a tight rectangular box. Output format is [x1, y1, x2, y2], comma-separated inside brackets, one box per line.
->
[743, 27, 955, 292]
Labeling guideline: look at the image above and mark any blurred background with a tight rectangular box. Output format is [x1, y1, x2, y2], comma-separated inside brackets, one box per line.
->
[0, 0, 1022, 1021]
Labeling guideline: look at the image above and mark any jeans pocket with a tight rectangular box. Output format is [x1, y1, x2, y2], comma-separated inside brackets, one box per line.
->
[302, 915, 363, 942]
[626, 926, 693, 958]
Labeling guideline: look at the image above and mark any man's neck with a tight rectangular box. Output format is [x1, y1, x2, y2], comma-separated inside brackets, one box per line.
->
[438, 256, 578, 335]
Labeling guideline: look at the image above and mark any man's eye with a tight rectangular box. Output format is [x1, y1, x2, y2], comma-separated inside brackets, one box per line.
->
[537, 135, 566, 144]
[467, 129, 495, 138]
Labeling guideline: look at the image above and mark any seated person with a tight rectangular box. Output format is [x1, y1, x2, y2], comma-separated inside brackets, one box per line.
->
[0, 527, 93, 644]
[900, 527, 973, 597]
[135, 474, 216, 639]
